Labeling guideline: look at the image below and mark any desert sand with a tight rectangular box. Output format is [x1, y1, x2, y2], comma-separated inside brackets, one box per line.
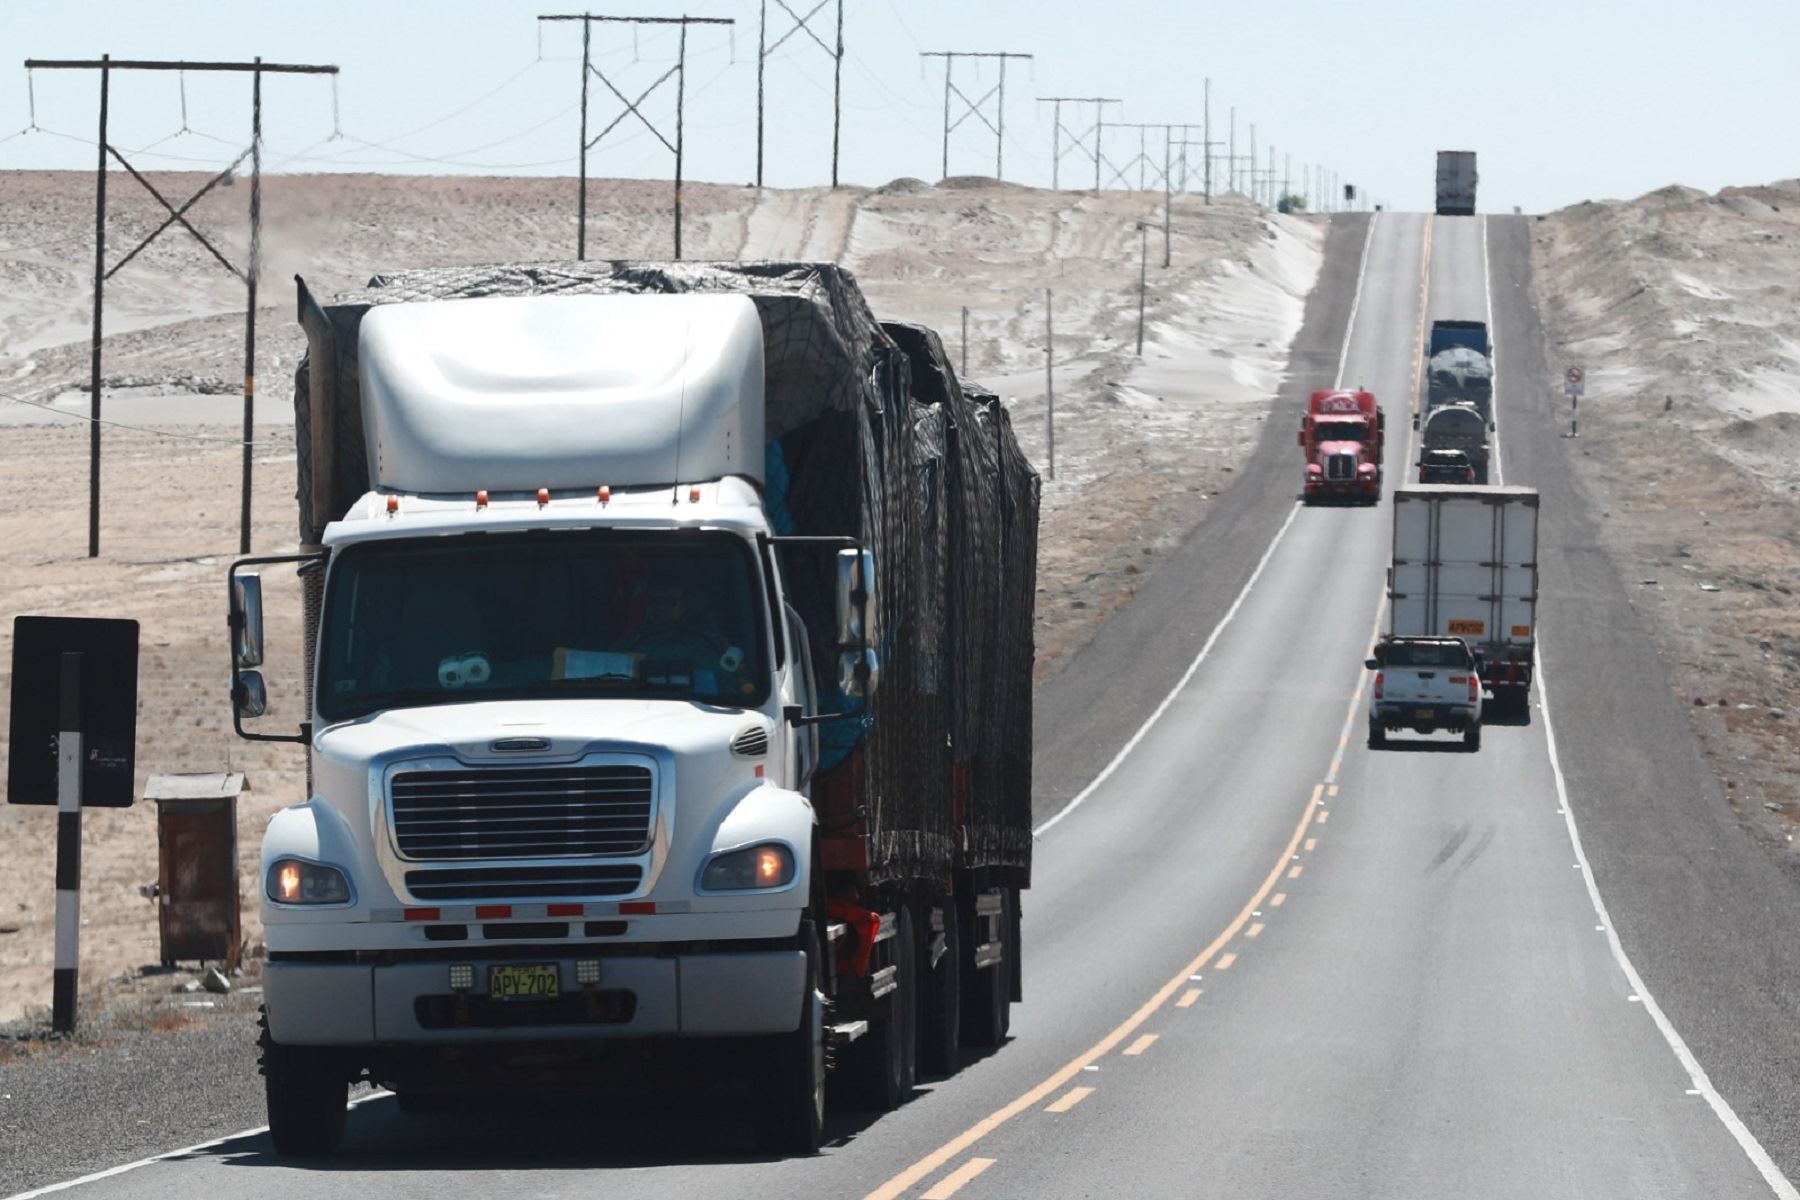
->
[0, 172, 1319, 1025]
[1532, 179, 1800, 857]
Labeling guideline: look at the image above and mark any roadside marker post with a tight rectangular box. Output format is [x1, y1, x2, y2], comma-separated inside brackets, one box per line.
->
[1044, 288, 1055, 480]
[7, 615, 140, 1035]
[1564, 365, 1585, 437]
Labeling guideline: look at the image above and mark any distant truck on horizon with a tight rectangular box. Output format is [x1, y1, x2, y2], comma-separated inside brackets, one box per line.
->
[1436, 151, 1478, 216]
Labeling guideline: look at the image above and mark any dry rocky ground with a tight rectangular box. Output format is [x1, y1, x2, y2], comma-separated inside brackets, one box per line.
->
[0, 171, 1319, 1029]
[1532, 178, 1800, 864]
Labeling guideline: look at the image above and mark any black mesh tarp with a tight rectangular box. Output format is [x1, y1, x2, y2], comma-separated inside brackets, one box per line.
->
[293, 260, 1034, 884]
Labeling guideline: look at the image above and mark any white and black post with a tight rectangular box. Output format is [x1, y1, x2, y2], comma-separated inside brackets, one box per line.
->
[53, 651, 82, 1033]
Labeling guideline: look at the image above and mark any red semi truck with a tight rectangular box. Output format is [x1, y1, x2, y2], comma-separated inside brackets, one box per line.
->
[1299, 388, 1384, 505]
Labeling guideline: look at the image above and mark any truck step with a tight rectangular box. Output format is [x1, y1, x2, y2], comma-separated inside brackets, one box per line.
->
[828, 1020, 870, 1047]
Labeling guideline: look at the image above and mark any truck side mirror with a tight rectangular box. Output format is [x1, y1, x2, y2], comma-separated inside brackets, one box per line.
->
[837, 648, 881, 699]
[232, 572, 265, 668]
[1364, 657, 1380, 670]
[835, 548, 878, 648]
[1296, 429, 1305, 447]
[233, 670, 269, 719]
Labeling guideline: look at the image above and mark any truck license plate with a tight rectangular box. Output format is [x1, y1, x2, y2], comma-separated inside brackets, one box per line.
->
[489, 964, 560, 1002]
[1415, 708, 1435, 720]
[1448, 619, 1484, 635]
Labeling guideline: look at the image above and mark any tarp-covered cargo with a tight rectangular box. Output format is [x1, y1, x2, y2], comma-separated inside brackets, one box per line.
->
[292, 260, 1037, 886]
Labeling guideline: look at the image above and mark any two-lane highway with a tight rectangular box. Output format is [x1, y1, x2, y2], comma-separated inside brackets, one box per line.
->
[10, 214, 1792, 1200]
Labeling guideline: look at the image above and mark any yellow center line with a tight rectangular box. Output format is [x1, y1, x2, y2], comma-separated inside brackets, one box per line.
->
[1287, 865, 1304, 880]
[922, 1157, 998, 1200]
[1045, 1086, 1095, 1114]
[1327, 784, 1339, 798]
[1304, 837, 1317, 853]
[1123, 1033, 1159, 1057]
[1316, 810, 1331, 824]
[861, 786, 1325, 1200]
[1245, 922, 1264, 939]
[1216, 952, 1238, 970]
[1270, 893, 1287, 907]
[1176, 988, 1202, 1008]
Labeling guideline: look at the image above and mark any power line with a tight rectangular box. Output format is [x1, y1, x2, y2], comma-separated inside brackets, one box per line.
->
[22, 54, 338, 561]
[538, 12, 736, 260]
[919, 50, 1032, 182]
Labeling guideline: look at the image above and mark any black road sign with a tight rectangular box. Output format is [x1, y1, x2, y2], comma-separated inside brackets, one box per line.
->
[8, 616, 139, 807]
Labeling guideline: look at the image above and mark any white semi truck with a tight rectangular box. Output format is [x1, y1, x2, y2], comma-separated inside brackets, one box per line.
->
[1382, 484, 1539, 721]
[227, 262, 1038, 1155]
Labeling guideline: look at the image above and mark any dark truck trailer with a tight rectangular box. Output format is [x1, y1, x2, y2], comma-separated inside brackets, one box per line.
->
[1436, 150, 1478, 216]
[249, 259, 1037, 1153]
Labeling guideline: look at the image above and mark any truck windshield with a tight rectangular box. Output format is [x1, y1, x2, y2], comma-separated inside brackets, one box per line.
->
[317, 531, 769, 721]
[1315, 419, 1367, 443]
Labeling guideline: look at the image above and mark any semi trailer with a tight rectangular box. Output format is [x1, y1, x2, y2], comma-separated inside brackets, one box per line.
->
[1386, 485, 1539, 719]
[1435, 151, 1478, 216]
[227, 261, 1039, 1156]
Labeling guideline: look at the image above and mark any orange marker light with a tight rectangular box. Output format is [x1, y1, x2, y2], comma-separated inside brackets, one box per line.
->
[756, 847, 785, 884]
[537, 487, 551, 507]
[688, 485, 701, 503]
[476, 489, 489, 509]
[597, 485, 611, 504]
[385, 495, 399, 516]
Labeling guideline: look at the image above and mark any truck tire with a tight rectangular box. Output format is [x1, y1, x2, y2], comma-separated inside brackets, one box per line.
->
[1368, 719, 1387, 749]
[919, 899, 962, 1078]
[834, 904, 917, 1111]
[961, 889, 1011, 1049]
[259, 1011, 348, 1158]
[1464, 722, 1482, 751]
[755, 917, 826, 1154]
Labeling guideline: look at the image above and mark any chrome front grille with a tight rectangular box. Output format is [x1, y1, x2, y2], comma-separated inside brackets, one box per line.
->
[403, 863, 644, 901]
[1326, 453, 1356, 481]
[389, 763, 654, 861]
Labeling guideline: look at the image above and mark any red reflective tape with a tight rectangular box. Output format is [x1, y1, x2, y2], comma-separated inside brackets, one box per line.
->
[754, 764, 765, 778]
[475, 905, 511, 919]
[404, 908, 440, 922]
[619, 901, 656, 915]
[547, 903, 583, 917]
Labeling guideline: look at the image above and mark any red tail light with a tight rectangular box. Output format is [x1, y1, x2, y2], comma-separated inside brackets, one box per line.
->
[1373, 671, 1384, 700]
[1469, 675, 1480, 703]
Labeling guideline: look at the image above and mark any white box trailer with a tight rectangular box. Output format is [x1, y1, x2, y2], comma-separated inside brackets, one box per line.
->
[1435, 150, 1478, 216]
[1388, 485, 1538, 716]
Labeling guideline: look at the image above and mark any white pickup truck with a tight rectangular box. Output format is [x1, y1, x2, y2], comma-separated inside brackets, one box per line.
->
[1366, 636, 1483, 750]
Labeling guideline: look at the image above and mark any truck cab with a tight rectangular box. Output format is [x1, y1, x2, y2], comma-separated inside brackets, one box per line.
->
[1299, 388, 1384, 505]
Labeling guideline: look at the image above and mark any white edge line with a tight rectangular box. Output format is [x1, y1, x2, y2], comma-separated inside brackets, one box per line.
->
[1335, 212, 1381, 391]
[1032, 500, 1299, 838]
[1037, 211, 1381, 839]
[1536, 652, 1798, 1199]
[1481, 215, 1505, 484]
[3, 1091, 392, 1200]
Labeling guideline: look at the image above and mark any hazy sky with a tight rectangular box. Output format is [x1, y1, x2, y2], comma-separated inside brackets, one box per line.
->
[0, 0, 1794, 214]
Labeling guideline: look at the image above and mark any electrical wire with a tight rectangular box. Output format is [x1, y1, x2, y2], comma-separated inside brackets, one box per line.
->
[0, 389, 294, 450]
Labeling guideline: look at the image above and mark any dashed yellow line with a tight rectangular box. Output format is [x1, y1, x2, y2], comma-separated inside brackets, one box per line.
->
[1327, 784, 1339, 798]
[1271, 892, 1287, 907]
[1045, 1087, 1095, 1114]
[1245, 922, 1264, 939]
[923, 1158, 998, 1200]
[1316, 809, 1331, 824]
[1305, 837, 1318, 853]
[1176, 988, 1202, 1009]
[1216, 953, 1238, 970]
[1123, 1034, 1159, 1057]
[1287, 865, 1304, 880]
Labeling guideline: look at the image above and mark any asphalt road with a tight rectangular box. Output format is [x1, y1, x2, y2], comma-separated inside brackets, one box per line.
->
[6, 213, 1796, 1199]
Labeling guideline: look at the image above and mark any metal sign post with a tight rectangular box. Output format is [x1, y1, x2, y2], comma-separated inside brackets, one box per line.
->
[1564, 366, 1585, 437]
[8, 615, 140, 1035]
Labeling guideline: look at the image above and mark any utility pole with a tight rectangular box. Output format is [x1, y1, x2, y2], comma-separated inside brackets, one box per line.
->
[539, 12, 735, 260]
[1135, 221, 1149, 355]
[920, 50, 1033, 182]
[1043, 288, 1055, 480]
[1037, 95, 1119, 190]
[1227, 106, 1236, 195]
[1202, 79, 1213, 202]
[755, 0, 844, 187]
[25, 54, 338, 559]
[1248, 123, 1257, 205]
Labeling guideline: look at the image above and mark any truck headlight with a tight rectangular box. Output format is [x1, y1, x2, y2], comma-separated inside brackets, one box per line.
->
[266, 858, 352, 905]
[701, 844, 795, 891]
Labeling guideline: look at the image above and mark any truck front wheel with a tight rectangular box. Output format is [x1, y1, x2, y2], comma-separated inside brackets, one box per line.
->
[259, 1011, 349, 1157]
[834, 904, 918, 1111]
[755, 917, 826, 1154]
